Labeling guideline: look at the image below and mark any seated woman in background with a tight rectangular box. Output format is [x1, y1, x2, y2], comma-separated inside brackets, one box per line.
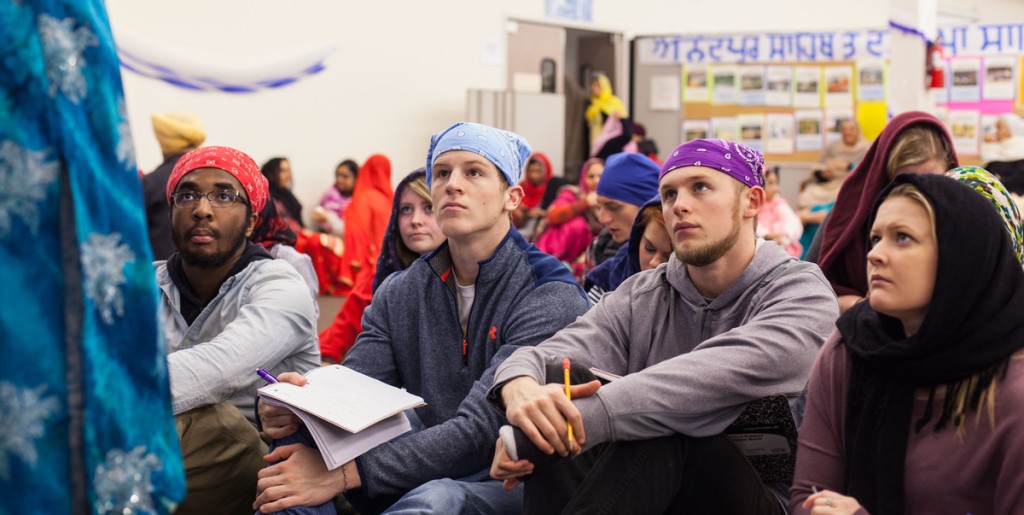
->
[535, 158, 604, 263]
[261, 157, 304, 229]
[583, 196, 671, 304]
[331, 154, 394, 296]
[319, 169, 444, 363]
[981, 113, 1024, 196]
[811, 111, 957, 312]
[311, 158, 359, 236]
[790, 173, 1024, 515]
[757, 166, 803, 257]
[512, 152, 552, 238]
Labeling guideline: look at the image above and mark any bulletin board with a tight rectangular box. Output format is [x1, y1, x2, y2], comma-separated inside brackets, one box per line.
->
[632, 23, 1024, 166]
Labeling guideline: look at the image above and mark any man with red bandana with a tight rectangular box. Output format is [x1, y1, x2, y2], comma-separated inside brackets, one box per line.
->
[157, 146, 320, 513]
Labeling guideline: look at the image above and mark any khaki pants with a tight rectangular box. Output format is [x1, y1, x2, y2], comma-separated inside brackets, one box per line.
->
[174, 402, 268, 515]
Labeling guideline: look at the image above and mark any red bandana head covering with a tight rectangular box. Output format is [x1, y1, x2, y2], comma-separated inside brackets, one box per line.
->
[166, 146, 269, 214]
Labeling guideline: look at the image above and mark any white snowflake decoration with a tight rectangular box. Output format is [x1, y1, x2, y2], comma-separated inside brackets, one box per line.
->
[0, 382, 60, 479]
[81, 232, 136, 325]
[37, 14, 98, 103]
[0, 140, 60, 237]
[94, 446, 162, 515]
[115, 98, 136, 172]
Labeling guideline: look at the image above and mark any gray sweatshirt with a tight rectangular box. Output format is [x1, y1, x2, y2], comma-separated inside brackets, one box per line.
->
[490, 241, 838, 448]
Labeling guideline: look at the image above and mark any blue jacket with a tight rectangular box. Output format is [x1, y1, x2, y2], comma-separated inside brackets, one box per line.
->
[344, 227, 589, 497]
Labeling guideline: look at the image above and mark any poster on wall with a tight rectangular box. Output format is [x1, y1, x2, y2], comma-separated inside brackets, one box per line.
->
[738, 65, 766, 105]
[950, 58, 982, 102]
[765, 66, 794, 107]
[983, 56, 1016, 100]
[738, 113, 765, 151]
[824, 66, 854, 107]
[711, 116, 740, 141]
[793, 66, 822, 108]
[981, 114, 999, 145]
[948, 109, 981, 156]
[795, 109, 824, 151]
[682, 119, 711, 142]
[824, 108, 855, 146]
[765, 113, 796, 154]
[683, 64, 710, 103]
[649, 75, 681, 111]
[711, 65, 739, 104]
[857, 59, 886, 101]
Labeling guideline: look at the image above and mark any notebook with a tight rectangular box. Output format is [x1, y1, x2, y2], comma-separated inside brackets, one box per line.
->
[258, 365, 426, 470]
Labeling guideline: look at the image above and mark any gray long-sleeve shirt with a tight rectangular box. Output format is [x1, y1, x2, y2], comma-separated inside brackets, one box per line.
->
[490, 241, 838, 449]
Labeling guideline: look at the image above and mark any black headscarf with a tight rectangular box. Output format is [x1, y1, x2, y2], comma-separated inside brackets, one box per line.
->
[250, 195, 297, 248]
[838, 173, 1024, 514]
[261, 157, 304, 227]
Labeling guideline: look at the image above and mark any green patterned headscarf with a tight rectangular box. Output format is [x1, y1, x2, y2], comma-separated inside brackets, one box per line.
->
[946, 166, 1024, 265]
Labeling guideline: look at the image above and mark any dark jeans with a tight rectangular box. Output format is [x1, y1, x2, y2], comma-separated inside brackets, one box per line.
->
[522, 363, 784, 515]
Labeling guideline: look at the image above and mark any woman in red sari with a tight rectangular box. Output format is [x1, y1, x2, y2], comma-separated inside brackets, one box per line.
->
[332, 154, 394, 296]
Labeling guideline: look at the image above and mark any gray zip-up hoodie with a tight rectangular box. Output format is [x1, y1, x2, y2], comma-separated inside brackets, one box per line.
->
[491, 241, 838, 448]
[344, 228, 589, 497]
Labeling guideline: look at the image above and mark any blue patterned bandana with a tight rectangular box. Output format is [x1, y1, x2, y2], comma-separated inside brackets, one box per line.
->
[426, 122, 532, 186]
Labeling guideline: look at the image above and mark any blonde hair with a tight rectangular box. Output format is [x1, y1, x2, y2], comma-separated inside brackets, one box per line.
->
[885, 183, 937, 239]
[396, 175, 432, 268]
[886, 125, 954, 178]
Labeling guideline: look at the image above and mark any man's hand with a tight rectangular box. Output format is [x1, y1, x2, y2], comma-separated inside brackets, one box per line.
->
[258, 372, 306, 439]
[253, 444, 351, 513]
[500, 376, 601, 457]
[490, 437, 532, 491]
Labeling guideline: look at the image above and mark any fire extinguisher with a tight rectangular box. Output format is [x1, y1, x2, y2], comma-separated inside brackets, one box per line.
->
[927, 36, 945, 89]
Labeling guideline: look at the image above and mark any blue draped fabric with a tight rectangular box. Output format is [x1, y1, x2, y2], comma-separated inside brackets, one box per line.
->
[0, 1, 185, 513]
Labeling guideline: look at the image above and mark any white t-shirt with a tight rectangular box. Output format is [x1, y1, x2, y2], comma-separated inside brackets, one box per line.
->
[452, 271, 476, 333]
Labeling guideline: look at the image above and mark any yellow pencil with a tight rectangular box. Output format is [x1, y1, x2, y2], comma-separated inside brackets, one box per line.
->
[563, 358, 574, 445]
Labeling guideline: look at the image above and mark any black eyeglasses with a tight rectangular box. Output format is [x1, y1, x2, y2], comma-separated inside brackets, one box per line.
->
[170, 189, 248, 208]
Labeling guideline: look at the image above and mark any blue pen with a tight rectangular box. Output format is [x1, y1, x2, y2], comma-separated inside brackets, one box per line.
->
[256, 368, 278, 384]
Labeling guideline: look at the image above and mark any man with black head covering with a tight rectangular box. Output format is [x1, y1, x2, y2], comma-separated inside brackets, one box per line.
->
[143, 112, 206, 259]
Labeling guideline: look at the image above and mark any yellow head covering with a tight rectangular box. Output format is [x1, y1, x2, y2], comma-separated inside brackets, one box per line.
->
[151, 112, 206, 154]
[585, 74, 627, 144]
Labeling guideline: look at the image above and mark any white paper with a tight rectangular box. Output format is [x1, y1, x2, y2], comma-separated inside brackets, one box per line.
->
[711, 65, 738, 104]
[983, 55, 1016, 100]
[795, 109, 825, 151]
[793, 66, 822, 108]
[857, 59, 886, 101]
[258, 365, 425, 433]
[682, 119, 711, 142]
[711, 116, 740, 141]
[764, 66, 793, 107]
[950, 58, 982, 102]
[738, 113, 765, 151]
[765, 113, 795, 154]
[649, 75, 681, 111]
[683, 64, 709, 103]
[824, 66, 854, 107]
[948, 109, 981, 156]
[738, 65, 766, 105]
[824, 109, 855, 146]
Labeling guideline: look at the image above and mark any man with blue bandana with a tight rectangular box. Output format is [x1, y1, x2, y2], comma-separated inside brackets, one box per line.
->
[254, 122, 589, 514]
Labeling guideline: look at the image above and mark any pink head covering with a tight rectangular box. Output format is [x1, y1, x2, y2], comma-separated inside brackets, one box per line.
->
[166, 146, 268, 214]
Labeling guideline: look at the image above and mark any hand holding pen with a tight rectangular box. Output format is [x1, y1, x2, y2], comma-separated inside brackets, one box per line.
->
[255, 368, 307, 440]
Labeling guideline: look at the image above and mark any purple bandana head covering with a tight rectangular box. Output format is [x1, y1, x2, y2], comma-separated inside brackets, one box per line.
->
[659, 139, 765, 188]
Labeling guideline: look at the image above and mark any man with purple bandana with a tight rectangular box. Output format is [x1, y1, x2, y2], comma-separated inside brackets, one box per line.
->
[488, 139, 839, 513]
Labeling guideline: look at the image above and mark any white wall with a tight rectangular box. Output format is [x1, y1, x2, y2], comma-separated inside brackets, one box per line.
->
[107, 0, 1021, 217]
